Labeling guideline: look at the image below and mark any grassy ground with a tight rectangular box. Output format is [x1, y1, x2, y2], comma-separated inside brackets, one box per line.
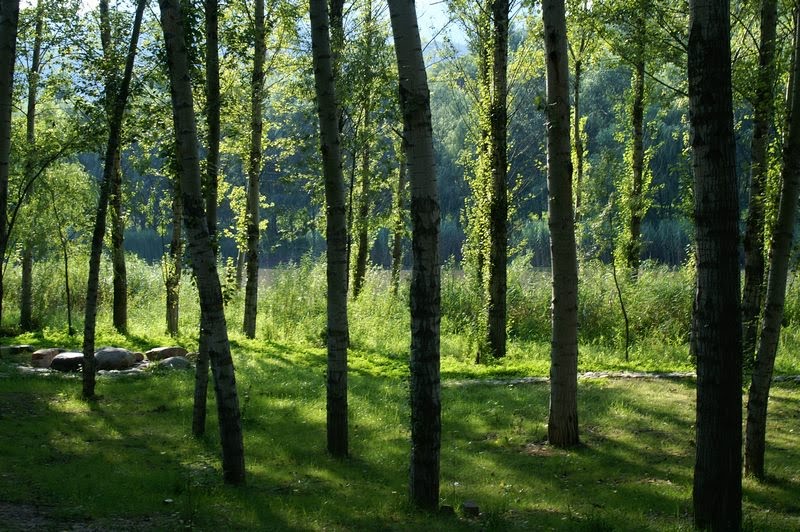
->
[0, 339, 798, 531]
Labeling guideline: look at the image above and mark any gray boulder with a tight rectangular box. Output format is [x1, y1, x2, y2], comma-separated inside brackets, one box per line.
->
[95, 347, 137, 371]
[50, 352, 85, 372]
[146, 346, 189, 361]
[159, 356, 193, 370]
[31, 348, 66, 368]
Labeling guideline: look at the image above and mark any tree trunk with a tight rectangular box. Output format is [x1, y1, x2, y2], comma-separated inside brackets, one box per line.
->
[20, 0, 42, 332]
[166, 176, 183, 337]
[310, 0, 350, 458]
[0, 0, 18, 330]
[742, 0, 778, 363]
[626, 56, 645, 277]
[390, 151, 407, 295]
[194, 0, 221, 438]
[352, 116, 371, 299]
[110, 151, 127, 333]
[572, 58, 583, 223]
[101, 0, 128, 334]
[48, 187, 74, 335]
[745, 3, 800, 481]
[688, 1, 743, 529]
[543, 0, 579, 448]
[388, 0, 441, 509]
[243, 0, 265, 339]
[486, 0, 508, 359]
[159, 0, 245, 484]
[82, 0, 146, 400]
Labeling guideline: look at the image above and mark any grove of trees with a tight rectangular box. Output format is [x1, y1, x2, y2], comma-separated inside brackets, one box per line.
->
[2, 0, 800, 527]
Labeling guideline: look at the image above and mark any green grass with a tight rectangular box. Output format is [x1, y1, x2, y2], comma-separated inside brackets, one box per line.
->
[1, 344, 799, 530]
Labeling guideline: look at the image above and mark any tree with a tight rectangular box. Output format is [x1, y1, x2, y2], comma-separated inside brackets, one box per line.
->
[100, 0, 128, 334]
[159, 0, 246, 484]
[82, 0, 146, 399]
[688, 0, 742, 528]
[309, 0, 350, 457]
[387, 0, 441, 508]
[543, 0, 579, 447]
[165, 171, 183, 336]
[741, 0, 779, 361]
[243, 0, 266, 339]
[745, 3, 800, 481]
[0, 0, 19, 329]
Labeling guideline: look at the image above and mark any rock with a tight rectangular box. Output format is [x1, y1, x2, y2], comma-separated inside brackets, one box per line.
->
[461, 500, 480, 517]
[50, 352, 85, 372]
[0, 345, 34, 357]
[31, 348, 65, 368]
[158, 356, 193, 370]
[132, 352, 145, 362]
[94, 347, 137, 371]
[97, 368, 146, 377]
[146, 346, 189, 361]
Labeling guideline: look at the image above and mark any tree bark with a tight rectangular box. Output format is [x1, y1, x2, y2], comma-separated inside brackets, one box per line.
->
[390, 150, 407, 295]
[388, 0, 441, 509]
[166, 176, 183, 336]
[0, 0, 18, 329]
[486, 0, 508, 359]
[20, 0, 43, 332]
[243, 0, 266, 339]
[742, 0, 778, 362]
[626, 56, 645, 277]
[352, 114, 372, 299]
[82, 0, 145, 399]
[194, 0, 221, 438]
[159, 0, 245, 484]
[310, 0, 350, 458]
[745, 3, 800, 481]
[543, 0, 579, 448]
[101, 0, 128, 334]
[688, 0, 742, 529]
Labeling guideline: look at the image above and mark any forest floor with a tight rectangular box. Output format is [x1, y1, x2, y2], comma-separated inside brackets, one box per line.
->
[0, 339, 798, 531]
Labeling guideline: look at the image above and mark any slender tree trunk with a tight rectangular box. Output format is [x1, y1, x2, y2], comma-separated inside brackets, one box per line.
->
[742, 0, 778, 362]
[688, 0, 742, 528]
[745, 4, 800, 481]
[20, 0, 42, 332]
[310, 0, 350, 458]
[572, 58, 584, 223]
[388, 0, 441, 508]
[166, 177, 183, 336]
[101, 0, 128, 334]
[48, 187, 74, 335]
[110, 152, 127, 332]
[194, 0, 221, 438]
[390, 151, 407, 295]
[352, 115, 371, 299]
[160, 0, 245, 484]
[0, 0, 19, 329]
[82, 0, 146, 400]
[627, 56, 645, 277]
[243, 0, 265, 339]
[543, 0, 579, 447]
[486, 0, 509, 359]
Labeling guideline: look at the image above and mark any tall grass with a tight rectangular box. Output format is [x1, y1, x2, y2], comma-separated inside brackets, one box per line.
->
[3, 253, 800, 374]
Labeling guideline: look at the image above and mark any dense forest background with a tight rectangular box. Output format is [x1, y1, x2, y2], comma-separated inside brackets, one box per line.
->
[6, 0, 787, 276]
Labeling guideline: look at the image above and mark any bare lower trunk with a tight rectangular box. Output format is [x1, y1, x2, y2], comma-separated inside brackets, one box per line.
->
[388, 0, 441, 508]
[243, 0, 265, 339]
[745, 3, 800, 481]
[390, 153, 407, 294]
[83, 0, 146, 399]
[166, 178, 183, 337]
[742, 0, 778, 363]
[160, 0, 245, 483]
[487, 0, 509, 359]
[688, 1, 743, 529]
[544, 0, 579, 448]
[110, 150, 127, 333]
[0, 0, 19, 328]
[310, 0, 350, 457]
[352, 138, 371, 299]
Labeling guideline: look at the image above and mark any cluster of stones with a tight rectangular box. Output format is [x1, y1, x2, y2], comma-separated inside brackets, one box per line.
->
[23, 345, 195, 375]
